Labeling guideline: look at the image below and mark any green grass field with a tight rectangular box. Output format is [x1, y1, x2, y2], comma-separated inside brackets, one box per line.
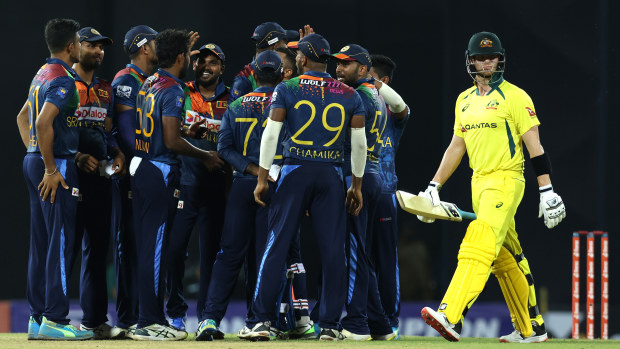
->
[1, 333, 617, 349]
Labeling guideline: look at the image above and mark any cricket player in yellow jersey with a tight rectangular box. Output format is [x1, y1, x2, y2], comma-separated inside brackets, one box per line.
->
[418, 31, 566, 343]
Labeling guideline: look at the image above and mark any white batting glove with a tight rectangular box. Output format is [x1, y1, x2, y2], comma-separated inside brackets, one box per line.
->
[538, 184, 566, 229]
[417, 181, 442, 223]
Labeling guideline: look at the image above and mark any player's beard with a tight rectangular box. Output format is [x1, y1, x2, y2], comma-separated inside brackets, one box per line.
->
[196, 67, 219, 88]
[179, 56, 190, 80]
[81, 55, 102, 72]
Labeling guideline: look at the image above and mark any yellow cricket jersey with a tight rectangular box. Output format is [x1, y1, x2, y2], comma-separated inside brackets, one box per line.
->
[454, 79, 540, 176]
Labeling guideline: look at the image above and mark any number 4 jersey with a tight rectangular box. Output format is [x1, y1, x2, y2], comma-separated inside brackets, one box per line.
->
[134, 69, 186, 165]
[270, 71, 365, 163]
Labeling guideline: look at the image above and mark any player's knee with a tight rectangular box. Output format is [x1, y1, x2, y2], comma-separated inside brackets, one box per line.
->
[459, 220, 496, 264]
[491, 246, 518, 276]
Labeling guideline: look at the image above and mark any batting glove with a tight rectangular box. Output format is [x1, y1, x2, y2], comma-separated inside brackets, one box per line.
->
[538, 184, 566, 229]
[417, 181, 442, 223]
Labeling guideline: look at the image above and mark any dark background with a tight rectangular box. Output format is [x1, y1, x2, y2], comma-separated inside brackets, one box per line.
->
[1, 0, 617, 334]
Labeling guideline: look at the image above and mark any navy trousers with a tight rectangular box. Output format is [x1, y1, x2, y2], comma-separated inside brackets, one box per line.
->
[24, 154, 79, 325]
[131, 158, 180, 327]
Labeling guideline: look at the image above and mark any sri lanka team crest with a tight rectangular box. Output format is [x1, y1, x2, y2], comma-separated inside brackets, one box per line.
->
[480, 38, 493, 47]
[340, 45, 350, 52]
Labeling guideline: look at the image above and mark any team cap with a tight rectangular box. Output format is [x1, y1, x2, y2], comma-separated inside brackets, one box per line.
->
[252, 50, 283, 71]
[298, 33, 331, 63]
[124, 25, 158, 54]
[78, 27, 113, 45]
[198, 43, 225, 62]
[332, 44, 371, 70]
[251, 22, 286, 49]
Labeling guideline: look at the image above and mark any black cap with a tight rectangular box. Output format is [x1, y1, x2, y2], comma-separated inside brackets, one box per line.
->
[78, 27, 113, 45]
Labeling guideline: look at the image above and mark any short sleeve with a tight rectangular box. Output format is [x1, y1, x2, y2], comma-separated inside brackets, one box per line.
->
[44, 76, 76, 111]
[511, 89, 541, 135]
[453, 93, 465, 138]
[161, 88, 185, 120]
[112, 75, 138, 108]
[270, 82, 287, 110]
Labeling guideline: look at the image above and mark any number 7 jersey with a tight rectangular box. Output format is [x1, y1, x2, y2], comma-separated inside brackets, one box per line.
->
[271, 71, 365, 163]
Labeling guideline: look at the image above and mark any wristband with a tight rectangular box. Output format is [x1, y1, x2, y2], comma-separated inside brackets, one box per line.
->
[45, 167, 58, 176]
[531, 153, 552, 176]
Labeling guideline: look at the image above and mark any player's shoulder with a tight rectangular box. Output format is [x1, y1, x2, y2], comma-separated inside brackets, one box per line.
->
[235, 63, 254, 78]
[112, 70, 138, 87]
[498, 80, 531, 99]
[95, 77, 112, 89]
[456, 85, 477, 102]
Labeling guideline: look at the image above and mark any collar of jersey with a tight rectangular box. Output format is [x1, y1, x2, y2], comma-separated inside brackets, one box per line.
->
[74, 73, 99, 88]
[127, 63, 148, 78]
[353, 77, 374, 89]
[157, 68, 184, 85]
[254, 86, 275, 93]
[46, 58, 77, 77]
[304, 71, 331, 78]
[187, 79, 228, 102]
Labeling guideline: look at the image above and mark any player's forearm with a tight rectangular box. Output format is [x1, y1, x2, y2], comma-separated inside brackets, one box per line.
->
[432, 135, 466, 185]
[35, 118, 57, 171]
[522, 126, 551, 187]
[16, 101, 30, 148]
[166, 136, 210, 160]
[259, 119, 283, 170]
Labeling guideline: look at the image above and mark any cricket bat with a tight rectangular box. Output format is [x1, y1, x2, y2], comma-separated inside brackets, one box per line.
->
[396, 190, 477, 222]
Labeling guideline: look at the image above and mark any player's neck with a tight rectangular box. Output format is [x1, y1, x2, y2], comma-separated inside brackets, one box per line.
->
[50, 53, 74, 69]
[131, 57, 153, 76]
[72, 63, 94, 85]
[197, 80, 218, 99]
[475, 79, 492, 96]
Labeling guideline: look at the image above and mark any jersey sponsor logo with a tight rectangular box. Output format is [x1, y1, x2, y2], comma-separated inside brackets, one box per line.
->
[526, 107, 536, 117]
[480, 38, 493, 47]
[379, 217, 392, 222]
[486, 99, 499, 109]
[75, 106, 108, 121]
[242, 95, 270, 103]
[462, 122, 497, 130]
[460, 124, 467, 133]
[97, 89, 109, 98]
[184, 110, 222, 132]
[177, 200, 184, 209]
[116, 85, 132, 98]
[71, 188, 80, 197]
[299, 78, 341, 89]
[496, 202, 503, 208]
[461, 103, 470, 112]
[174, 189, 181, 198]
[57, 87, 68, 98]
[270, 91, 278, 103]
[289, 146, 340, 160]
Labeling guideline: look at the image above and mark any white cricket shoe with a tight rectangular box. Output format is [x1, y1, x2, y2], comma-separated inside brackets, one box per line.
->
[341, 328, 371, 341]
[132, 323, 187, 341]
[421, 307, 461, 342]
[499, 321, 548, 343]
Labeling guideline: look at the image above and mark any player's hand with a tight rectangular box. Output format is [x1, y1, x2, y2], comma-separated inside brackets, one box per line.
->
[186, 119, 206, 139]
[345, 186, 363, 216]
[299, 24, 314, 39]
[201, 151, 224, 171]
[76, 153, 99, 174]
[538, 185, 566, 229]
[112, 151, 126, 176]
[188, 31, 200, 56]
[417, 181, 442, 223]
[254, 179, 269, 207]
[38, 169, 69, 203]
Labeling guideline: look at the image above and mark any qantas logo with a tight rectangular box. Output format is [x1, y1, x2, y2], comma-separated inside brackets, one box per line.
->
[526, 107, 536, 117]
[462, 122, 497, 130]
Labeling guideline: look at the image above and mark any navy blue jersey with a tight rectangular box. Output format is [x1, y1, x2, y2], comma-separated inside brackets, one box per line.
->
[74, 75, 114, 160]
[112, 64, 148, 109]
[218, 86, 280, 178]
[271, 71, 365, 163]
[134, 69, 185, 165]
[179, 80, 229, 187]
[379, 106, 409, 193]
[228, 62, 256, 104]
[344, 78, 387, 175]
[27, 58, 80, 156]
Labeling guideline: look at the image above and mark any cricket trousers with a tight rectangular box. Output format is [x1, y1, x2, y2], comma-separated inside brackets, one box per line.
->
[75, 171, 112, 327]
[23, 153, 79, 325]
[130, 158, 180, 327]
[249, 160, 346, 330]
[166, 172, 226, 320]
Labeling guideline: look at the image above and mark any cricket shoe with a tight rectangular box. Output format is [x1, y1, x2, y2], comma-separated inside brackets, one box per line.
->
[499, 321, 548, 343]
[132, 323, 187, 341]
[27, 316, 40, 340]
[237, 325, 252, 340]
[38, 316, 94, 340]
[80, 322, 112, 339]
[319, 328, 344, 341]
[288, 319, 316, 339]
[371, 330, 398, 340]
[242, 321, 272, 341]
[195, 319, 225, 341]
[342, 328, 372, 341]
[110, 324, 136, 339]
[421, 307, 461, 342]
[170, 316, 187, 331]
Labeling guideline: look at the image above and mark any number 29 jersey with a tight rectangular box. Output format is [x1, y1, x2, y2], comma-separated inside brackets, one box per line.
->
[271, 71, 365, 163]
[134, 69, 186, 165]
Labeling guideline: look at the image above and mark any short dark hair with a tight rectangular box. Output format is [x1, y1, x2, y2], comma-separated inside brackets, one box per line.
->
[155, 29, 190, 69]
[276, 47, 298, 78]
[255, 68, 282, 85]
[44, 18, 80, 54]
[370, 54, 396, 83]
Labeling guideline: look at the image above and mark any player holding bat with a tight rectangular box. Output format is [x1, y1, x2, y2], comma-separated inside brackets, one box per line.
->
[418, 31, 565, 343]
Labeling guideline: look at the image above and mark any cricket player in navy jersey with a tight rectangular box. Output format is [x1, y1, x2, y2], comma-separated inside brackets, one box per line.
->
[71, 27, 122, 339]
[165, 43, 230, 332]
[333, 44, 393, 341]
[109, 24, 158, 339]
[244, 33, 367, 342]
[228, 22, 286, 104]
[130, 29, 223, 341]
[195, 50, 283, 341]
[368, 54, 409, 340]
[16, 18, 94, 340]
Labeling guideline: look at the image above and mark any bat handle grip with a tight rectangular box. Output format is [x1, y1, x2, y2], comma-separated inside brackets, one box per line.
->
[459, 210, 477, 221]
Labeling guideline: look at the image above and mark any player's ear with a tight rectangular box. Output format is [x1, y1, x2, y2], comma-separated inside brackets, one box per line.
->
[381, 76, 390, 84]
